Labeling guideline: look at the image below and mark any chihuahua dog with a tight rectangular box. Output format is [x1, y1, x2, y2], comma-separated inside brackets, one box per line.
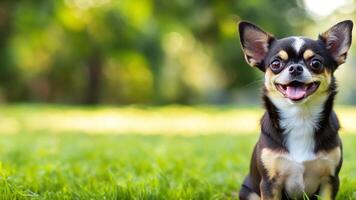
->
[238, 20, 353, 200]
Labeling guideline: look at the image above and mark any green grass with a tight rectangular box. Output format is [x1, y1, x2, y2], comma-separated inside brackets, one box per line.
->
[0, 133, 355, 199]
[0, 133, 253, 199]
[0, 105, 355, 199]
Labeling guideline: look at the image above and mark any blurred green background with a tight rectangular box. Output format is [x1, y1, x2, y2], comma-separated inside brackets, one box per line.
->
[0, 0, 355, 105]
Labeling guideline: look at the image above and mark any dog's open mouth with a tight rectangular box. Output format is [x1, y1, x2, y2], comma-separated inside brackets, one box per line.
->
[275, 81, 320, 101]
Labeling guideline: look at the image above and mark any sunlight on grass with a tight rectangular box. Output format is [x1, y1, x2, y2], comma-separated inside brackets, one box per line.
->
[0, 104, 355, 135]
[0, 133, 354, 199]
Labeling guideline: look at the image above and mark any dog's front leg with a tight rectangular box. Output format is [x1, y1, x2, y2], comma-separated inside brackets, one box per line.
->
[319, 176, 339, 200]
[259, 178, 282, 200]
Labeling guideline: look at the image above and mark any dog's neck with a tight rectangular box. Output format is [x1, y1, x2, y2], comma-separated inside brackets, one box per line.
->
[262, 88, 337, 162]
[271, 94, 327, 162]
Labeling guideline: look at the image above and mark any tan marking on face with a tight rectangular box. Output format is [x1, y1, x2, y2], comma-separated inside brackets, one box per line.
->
[303, 49, 315, 60]
[310, 68, 332, 97]
[264, 68, 275, 92]
[278, 50, 289, 61]
[323, 69, 332, 85]
[264, 68, 285, 100]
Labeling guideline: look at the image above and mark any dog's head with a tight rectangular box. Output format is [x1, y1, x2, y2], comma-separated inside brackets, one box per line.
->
[238, 20, 353, 104]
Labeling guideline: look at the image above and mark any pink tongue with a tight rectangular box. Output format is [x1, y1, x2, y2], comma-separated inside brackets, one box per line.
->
[286, 86, 307, 100]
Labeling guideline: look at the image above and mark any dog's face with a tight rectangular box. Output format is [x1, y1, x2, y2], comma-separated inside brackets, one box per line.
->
[239, 21, 353, 104]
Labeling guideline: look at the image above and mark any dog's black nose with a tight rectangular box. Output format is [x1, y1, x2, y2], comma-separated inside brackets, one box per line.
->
[288, 65, 303, 76]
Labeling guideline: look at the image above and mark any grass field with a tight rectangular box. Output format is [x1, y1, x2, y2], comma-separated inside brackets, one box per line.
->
[0, 105, 355, 199]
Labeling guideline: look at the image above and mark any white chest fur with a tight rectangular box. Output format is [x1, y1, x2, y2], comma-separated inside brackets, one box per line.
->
[270, 95, 327, 163]
[266, 94, 335, 198]
[280, 104, 321, 162]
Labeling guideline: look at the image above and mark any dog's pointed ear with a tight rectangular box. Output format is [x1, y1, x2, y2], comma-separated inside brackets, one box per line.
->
[319, 20, 353, 65]
[238, 21, 275, 71]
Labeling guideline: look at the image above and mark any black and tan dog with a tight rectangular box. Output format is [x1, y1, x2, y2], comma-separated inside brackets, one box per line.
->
[238, 20, 353, 200]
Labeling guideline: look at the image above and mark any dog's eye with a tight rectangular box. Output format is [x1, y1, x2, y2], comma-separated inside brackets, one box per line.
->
[270, 59, 283, 71]
[310, 59, 323, 71]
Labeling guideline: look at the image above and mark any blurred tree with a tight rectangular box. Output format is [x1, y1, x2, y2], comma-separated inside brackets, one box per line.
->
[0, 1, 22, 101]
[0, 0, 310, 104]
